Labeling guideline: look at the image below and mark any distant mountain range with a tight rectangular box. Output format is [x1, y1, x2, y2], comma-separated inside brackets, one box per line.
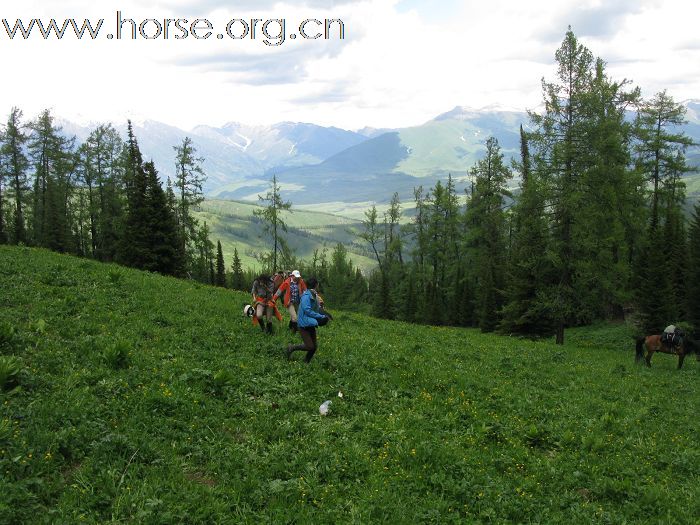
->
[58, 100, 700, 208]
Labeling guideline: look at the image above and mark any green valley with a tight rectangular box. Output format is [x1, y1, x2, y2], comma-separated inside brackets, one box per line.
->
[194, 199, 377, 272]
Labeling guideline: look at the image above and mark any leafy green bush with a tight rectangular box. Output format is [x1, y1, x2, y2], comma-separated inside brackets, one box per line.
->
[0, 418, 11, 442]
[0, 321, 19, 353]
[108, 269, 124, 285]
[0, 355, 22, 391]
[212, 369, 235, 395]
[103, 340, 131, 370]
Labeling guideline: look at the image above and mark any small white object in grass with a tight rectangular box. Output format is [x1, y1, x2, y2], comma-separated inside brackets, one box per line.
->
[338, 391, 343, 398]
[319, 400, 332, 415]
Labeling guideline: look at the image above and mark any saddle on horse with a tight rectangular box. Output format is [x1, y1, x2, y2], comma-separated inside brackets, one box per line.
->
[661, 325, 684, 353]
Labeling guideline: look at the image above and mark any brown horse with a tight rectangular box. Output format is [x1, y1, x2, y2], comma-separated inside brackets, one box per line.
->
[635, 334, 699, 369]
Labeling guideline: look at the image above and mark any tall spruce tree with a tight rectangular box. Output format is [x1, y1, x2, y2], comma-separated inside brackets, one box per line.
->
[27, 110, 76, 252]
[687, 205, 700, 336]
[173, 137, 206, 266]
[633, 92, 694, 332]
[119, 121, 151, 268]
[118, 123, 183, 276]
[571, 58, 642, 321]
[635, 90, 694, 233]
[500, 128, 554, 335]
[143, 160, 184, 276]
[465, 137, 512, 332]
[0, 126, 5, 243]
[77, 124, 123, 259]
[0, 107, 30, 244]
[254, 174, 291, 272]
[215, 240, 226, 287]
[230, 247, 245, 290]
[530, 29, 595, 343]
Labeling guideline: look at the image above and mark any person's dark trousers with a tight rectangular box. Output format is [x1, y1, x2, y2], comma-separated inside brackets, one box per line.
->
[288, 327, 317, 362]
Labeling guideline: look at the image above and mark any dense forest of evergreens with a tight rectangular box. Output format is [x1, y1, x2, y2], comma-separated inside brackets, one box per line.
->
[352, 30, 700, 343]
[1, 30, 698, 342]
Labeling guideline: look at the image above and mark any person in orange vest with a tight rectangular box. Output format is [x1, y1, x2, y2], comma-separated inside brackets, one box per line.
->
[251, 274, 282, 334]
[273, 269, 307, 333]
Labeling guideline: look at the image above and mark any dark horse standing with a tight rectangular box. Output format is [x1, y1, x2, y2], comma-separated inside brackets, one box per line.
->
[635, 333, 700, 369]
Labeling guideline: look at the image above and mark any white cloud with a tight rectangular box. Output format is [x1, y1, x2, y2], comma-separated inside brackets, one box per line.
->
[0, 0, 698, 130]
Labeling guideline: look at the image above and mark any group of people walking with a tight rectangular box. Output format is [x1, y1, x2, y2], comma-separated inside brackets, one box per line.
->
[249, 270, 332, 363]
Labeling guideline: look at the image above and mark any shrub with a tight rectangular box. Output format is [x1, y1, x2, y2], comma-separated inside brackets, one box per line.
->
[212, 369, 235, 395]
[0, 322, 19, 353]
[0, 355, 22, 391]
[108, 269, 124, 285]
[104, 341, 131, 370]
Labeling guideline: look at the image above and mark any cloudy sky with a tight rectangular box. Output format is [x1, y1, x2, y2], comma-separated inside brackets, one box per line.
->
[1, 0, 698, 130]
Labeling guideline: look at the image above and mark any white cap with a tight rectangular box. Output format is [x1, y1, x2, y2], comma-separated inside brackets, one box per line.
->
[292, 270, 301, 278]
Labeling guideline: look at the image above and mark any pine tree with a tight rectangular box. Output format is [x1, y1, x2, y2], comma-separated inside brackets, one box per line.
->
[143, 160, 184, 276]
[215, 240, 226, 287]
[360, 204, 394, 318]
[173, 137, 206, 267]
[0, 128, 5, 243]
[500, 128, 555, 335]
[191, 222, 214, 282]
[118, 121, 151, 269]
[465, 137, 512, 332]
[687, 205, 700, 336]
[77, 124, 124, 259]
[571, 58, 642, 321]
[635, 90, 694, 233]
[27, 110, 76, 252]
[529, 29, 595, 343]
[230, 247, 245, 290]
[253, 174, 291, 272]
[633, 92, 694, 331]
[0, 108, 29, 245]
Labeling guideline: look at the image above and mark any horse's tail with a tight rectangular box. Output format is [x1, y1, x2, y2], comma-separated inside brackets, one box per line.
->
[635, 337, 645, 363]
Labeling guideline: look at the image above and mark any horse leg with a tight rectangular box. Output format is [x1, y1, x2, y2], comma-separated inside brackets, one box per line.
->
[678, 353, 686, 370]
[645, 349, 653, 368]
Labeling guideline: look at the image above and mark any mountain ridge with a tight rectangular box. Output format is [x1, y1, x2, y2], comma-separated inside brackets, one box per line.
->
[54, 101, 700, 206]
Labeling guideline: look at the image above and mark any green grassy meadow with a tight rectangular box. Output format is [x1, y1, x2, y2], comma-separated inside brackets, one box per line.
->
[2, 246, 700, 523]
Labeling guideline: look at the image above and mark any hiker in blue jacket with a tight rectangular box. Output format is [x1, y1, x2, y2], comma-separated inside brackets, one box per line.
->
[285, 277, 331, 363]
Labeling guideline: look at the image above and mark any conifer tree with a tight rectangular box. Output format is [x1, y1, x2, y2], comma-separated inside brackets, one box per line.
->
[360, 204, 394, 318]
[192, 222, 214, 282]
[117, 123, 183, 275]
[529, 29, 596, 343]
[572, 58, 642, 321]
[143, 160, 184, 276]
[77, 124, 123, 259]
[230, 247, 245, 290]
[633, 92, 694, 331]
[254, 174, 291, 272]
[173, 137, 206, 264]
[0, 108, 30, 245]
[28, 110, 75, 252]
[118, 121, 151, 268]
[500, 128, 555, 335]
[215, 240, 226, 287]
[687, 205, 700, 336]
[635, 90, 694, 233]
[465, 137, 512, 332]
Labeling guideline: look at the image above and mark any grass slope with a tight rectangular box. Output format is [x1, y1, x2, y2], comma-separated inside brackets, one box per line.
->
[2, 246, 700, 523]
